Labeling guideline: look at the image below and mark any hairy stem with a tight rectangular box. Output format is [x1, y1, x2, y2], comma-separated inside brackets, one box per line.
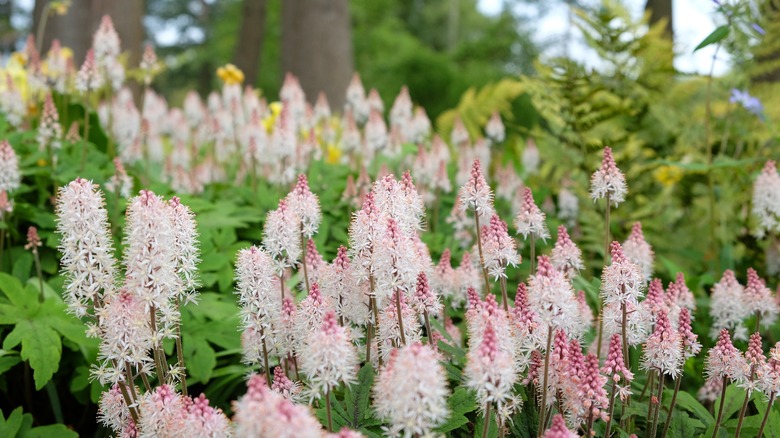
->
[260, 326, 272, 387]
[735, 365, 756, 438]
[33, 249, 44, 302]
[423, 309, 433, 345]
[474, 213, 492, 295]
[300, 230, 310, 294]
[326, 389, 333, 432]
[538, 327, 553, 438]
[483, 403, 492, 438]
[499, 272, 509, 312]
[758, 392, 776, 438]
[395, 288, 407, 346]
[650, 373, 666, 438]
[712, 376, 728, 438]
[174, 297, 188, 396]
[604, 380, 618, 437]
[661, 376, 683, 438]
[597, 194, 610, 359]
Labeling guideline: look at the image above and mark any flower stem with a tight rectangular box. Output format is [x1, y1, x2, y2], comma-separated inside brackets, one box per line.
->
[483, 403, 492, 438]
[499, 273, 509, 312]
[174, 297, 188, 396]
[621, 299, 629, 369]
[423, 309, 433, 345]
[474, 213, 492, 295]
[650, 373, 666, 438]
[530, 233, 536, 275]
[260, 325, 272, 388]
[597, 194, 611, 359]
[538, 327, 553, 438]
[395, 288, 406, 346]
[33, 249, 44, 302]
[661, 376, 683, 438]
[279, 272, 285, 305]
[149, 305, 167, 382]
[712, 376, 728, 438]
[300, 230, 310, 294]
[604, 380, 618, 437]
[735, 365, 756, 438]
[758, 392, 776, 438]
[325, 389, 333, 432]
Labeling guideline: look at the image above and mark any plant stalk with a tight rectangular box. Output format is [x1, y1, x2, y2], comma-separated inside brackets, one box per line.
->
[174, 297, 188, 396]
[757, 392, 776, 438]
[735, 365, 757, 438]
[538, 327, 553, 438]
[474, 212, 492, 295]
[325, 389, 333, 432]
[483, 403, 492, 438]
[604, 380, 618, 437]
[661, 376, 683, 438]
[650, 373, 666, 438]
[300, 229, 310, 294]
[395, 288, 406, 346]
[712, 376, 728, 438]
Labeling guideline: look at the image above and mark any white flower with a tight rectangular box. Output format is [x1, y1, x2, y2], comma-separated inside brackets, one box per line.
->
[55, 178, 117, 319]
[622, 222, 654, 282]
[0, 140, 21, 192]
[752, 160, 780, 238]
[374, 343, 450, 437]
[590, 147, 627, 206]
[301, 311, 359, 399]
[514, 187, 549, 240]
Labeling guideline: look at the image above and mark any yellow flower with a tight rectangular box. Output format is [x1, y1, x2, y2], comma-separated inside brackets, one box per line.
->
[37, 158, 47, 167]
[216, 64, 244, 85]
[262, 101, 283, 133]
[653, 165, 683, 187]
[50, 1, 71, 15]
[326, 144, 342, 164]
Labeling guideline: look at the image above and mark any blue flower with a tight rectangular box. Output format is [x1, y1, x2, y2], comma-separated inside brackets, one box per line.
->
[730, 88, 765, 120]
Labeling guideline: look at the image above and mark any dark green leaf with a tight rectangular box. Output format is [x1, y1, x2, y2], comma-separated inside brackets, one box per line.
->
[22, 424, 79, 438]
[694, 26, 730, 52]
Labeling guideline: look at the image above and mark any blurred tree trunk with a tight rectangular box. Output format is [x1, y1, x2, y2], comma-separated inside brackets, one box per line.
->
[233, 0, 268, 86]
[33, 0, 144, 68]
[644, 0, 674, 42]
[281, 0, 353, 109]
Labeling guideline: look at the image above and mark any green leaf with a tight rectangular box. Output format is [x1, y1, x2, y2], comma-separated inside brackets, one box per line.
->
[673, 390, 714, 427]
[185, 337, 216, 383]
[344, 364, 375, 427]
[436, 387, 477, 433]
[22, 424, 79, 438]
[694, 25, 730, 52]
[3, 320, 62, 390]
[0, 354, 21, 375]
[0, 273, 37, 312]
[665, 410, 705, 438]
[0, 407, 24, 437]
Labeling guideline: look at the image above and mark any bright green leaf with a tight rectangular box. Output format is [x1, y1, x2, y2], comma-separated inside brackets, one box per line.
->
[0, 407, 24, 437]
[3, 320, 62, 390]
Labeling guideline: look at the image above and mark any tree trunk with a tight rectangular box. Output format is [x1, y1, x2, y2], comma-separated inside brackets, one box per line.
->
[644, 0, 674, 42]
[281, 0, 354, 109]
[33, 0, 144, 67]
[233, 0, 268, 86]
